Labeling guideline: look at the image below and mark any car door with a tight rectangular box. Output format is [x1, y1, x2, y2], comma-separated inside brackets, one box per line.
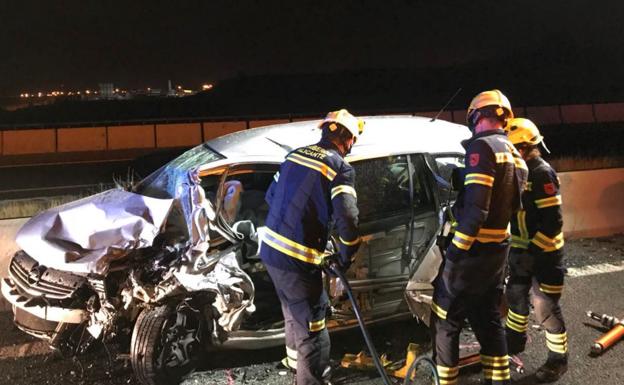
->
[340, 154, 413, 318]
[405, 154, 439, 274]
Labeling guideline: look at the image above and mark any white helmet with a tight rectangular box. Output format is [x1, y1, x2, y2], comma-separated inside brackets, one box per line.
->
[318, 109, 364, 140]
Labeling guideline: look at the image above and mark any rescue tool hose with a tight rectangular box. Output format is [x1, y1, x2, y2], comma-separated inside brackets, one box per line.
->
[325, 260, 394, 385]
[402, 354, 440, 385]
[326, 261, 441, 385]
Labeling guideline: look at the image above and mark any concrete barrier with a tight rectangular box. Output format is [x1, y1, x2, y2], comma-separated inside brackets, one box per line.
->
[203, 121, 247, 140]
[0, 102, 622, 158]
[156, 123, 202, 148]
[594, 102, 624, 122]
[58, 126, 107, 152]
[3, 129, 56, 155]
[108, 124, 156, 150]
[248, 119, 290, 128]
[561, 104, 595, 124]
[526, 105, 562, 125]
[560, 167, 624, 238]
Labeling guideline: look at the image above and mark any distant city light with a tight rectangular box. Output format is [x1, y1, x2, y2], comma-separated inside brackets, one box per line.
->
[15, 82, 201, 99]
[202, 84, 213, 90]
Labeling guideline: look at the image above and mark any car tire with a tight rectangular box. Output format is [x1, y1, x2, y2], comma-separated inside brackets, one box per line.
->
[131, 306, 170, 385]
[131, 305, 204, 385]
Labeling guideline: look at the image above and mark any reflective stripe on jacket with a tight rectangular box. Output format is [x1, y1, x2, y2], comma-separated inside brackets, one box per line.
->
[260, 139, 360, 272]
[451, 129, 528, 251]
[443, 129, 529, 292]
[510, 156, 564, 254]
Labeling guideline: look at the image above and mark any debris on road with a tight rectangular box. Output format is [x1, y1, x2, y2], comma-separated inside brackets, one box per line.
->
[340, 350, 392, 371]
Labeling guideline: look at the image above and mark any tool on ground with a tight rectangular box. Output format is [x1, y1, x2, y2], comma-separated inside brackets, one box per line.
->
[587, 310, 624, 355]
[324, 257, 440, 385]
[340, 351, 392, 371]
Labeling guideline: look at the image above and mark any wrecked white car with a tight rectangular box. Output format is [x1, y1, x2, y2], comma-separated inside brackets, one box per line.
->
[1, 116, 468, 385]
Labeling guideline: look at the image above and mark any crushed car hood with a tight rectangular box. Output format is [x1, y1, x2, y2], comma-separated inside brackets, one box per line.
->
[16, 189, 174, 275]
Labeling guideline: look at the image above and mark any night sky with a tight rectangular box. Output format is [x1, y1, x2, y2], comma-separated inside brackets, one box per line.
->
[2, 1, 623, 96]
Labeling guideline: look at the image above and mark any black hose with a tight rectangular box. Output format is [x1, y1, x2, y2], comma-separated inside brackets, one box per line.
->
[326, 261, 441, 385]
[402, 355, 440, 385]
[327, 262, 395, 385]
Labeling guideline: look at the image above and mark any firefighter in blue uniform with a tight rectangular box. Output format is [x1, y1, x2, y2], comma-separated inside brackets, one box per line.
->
[260, 109, 363, 385]
[505, 118, 568, 382]
[431, 90, 528, 385]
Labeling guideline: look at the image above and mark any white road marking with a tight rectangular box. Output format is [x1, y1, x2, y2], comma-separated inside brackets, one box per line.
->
[566, 261, 624, 277]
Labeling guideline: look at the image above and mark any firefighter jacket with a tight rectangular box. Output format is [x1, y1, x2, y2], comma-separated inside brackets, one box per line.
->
[443, 129, 528, 294]
[511, 156, 564, 256]
[260, 139, 360, 273]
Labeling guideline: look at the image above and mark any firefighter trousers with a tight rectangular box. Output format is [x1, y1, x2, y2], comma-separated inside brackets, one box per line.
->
[505, 250, 567, 358]
[265, 264, 330, 385]
[431, 277, 510, 385]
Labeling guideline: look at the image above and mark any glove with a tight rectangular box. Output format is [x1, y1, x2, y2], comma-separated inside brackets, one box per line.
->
[440, 243, 467, 296]
[437, 232, 454, 253]
[322, 253, 350, 277]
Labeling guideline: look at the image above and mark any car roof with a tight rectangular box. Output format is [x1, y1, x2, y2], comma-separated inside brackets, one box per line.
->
[207, 115, 470, 163]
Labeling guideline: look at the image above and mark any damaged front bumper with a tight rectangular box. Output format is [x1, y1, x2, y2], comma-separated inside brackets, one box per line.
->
[1, 277, 88, 324]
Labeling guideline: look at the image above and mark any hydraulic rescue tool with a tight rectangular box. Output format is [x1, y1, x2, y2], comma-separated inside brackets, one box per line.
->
[324, 257, 440, 385]
[586, 311, 624, 355]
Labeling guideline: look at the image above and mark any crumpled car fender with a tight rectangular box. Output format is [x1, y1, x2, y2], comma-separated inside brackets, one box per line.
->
[16, 189, 174, 275]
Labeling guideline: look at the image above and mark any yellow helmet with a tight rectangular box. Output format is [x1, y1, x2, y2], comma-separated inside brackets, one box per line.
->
[319, 109, 365, 139]
[466, 89, 513, 127]
[507, 118, 544, 145]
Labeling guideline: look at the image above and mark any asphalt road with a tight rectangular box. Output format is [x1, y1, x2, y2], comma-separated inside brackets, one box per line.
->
[0, 235, 623, 385]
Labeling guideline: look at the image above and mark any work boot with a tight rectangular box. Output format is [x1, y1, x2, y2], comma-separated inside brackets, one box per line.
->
[322, 364, 334, 384]
[278, 357, 296, 373]
[535, 353, 568, 383]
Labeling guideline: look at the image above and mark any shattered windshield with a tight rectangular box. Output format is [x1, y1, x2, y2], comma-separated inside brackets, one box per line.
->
[134, 143, 225, 200]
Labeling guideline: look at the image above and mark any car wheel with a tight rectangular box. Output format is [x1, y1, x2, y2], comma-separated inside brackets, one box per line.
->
[131, 304, 205, 385]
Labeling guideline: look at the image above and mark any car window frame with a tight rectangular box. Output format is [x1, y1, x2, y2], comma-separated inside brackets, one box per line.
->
[428, 152, 465, 205]
[350, 154, 414, 234]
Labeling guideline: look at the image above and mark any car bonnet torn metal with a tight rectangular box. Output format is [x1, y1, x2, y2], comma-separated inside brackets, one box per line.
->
[15, 189, 175, 275]
[10, 156, 256, 338]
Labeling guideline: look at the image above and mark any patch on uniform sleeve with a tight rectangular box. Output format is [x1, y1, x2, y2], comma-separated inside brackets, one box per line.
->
[469, 153, 480, 167]
[543, 182, 556, 195]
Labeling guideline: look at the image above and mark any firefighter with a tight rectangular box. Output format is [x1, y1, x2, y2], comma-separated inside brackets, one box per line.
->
[505, 118, 568, 382]
[259, 109, 363, 385]
[431, 90, 528, 385]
